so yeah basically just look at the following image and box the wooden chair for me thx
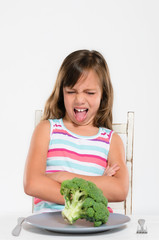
[109,111,134,215]
[33,110,134,215]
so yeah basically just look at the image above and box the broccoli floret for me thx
[60,177,109,227]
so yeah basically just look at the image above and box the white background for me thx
[0,0,159,215]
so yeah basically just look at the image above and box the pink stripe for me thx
[52,129,74,136]
[46,170,66,173]
[53,124,62,128]
[34,197,42,204]
[95,131,113,143]
[53,129,67,134]
[107,206,113,213]
[93,137,110,143]
[47,149,107,167]
[48,148,106,161]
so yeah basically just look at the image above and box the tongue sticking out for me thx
[74,109,88,122]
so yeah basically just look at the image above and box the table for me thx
[1,212,159,240]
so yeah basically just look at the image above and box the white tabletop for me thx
[1,212,159,240]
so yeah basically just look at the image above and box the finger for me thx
[111,163,119,168]
[110,164,120,170]
[103,165,109,173]
[113,166,120,171]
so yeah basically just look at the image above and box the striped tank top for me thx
[34,118,114,213]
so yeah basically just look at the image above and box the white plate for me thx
[25,211,130,233]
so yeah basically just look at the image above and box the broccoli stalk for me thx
[60,177,110,227]
[61,189,86,224]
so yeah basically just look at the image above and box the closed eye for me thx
[67,91,75,94]
[86,92,96,95]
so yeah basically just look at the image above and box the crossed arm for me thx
[23,120,129,205]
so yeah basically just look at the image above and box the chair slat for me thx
[112,123,127,134]
[35,110,43,126]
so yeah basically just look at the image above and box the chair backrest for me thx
[34,110,134,215]
[109,111,134,215]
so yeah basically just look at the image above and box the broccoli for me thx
[60,177,110,227]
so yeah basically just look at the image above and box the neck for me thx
[62,118,99,136]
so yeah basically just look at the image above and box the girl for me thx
[23,50,129,213]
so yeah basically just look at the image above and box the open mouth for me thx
[74,108,88,122]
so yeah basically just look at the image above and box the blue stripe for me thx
[34,202,64,212]
[48,119,60,124]
[47,159,104,175]
[49,139,108,155]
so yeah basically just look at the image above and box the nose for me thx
[75,93,85,105]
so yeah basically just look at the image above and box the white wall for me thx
[0,0,159,215]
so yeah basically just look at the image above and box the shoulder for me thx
[28,120,51,150]
[36,119,50,130]
[34,118,61,137]
[111,132,124,149]
[108,132,125,163]
[33,120,50,140]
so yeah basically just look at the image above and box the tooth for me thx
[75,109,86,112]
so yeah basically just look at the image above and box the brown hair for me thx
[42,49,113,129]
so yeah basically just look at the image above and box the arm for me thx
[47,133,129,202]
[23,120,65,205]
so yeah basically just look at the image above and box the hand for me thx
[103,163,120,176]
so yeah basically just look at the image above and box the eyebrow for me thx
[65,87,97,91]
[84,89,97,91]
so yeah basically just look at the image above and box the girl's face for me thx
[63,69,102,127]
